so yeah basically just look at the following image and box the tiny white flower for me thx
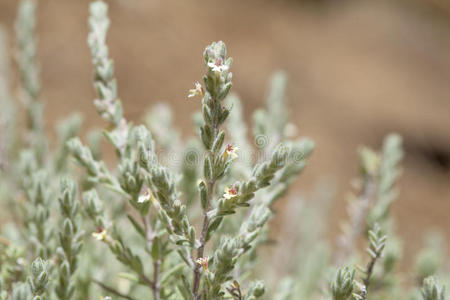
[92,228,108,241]
[224,144,239,160]
[196,256,209,271]
[208,58,229,73]
[223,186,238,200]
[188,82,204,99]
[210,63,229,73]
[138,188,154,204]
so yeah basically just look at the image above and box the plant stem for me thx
[153,260,161,300]
[337,174,376,263]
[143,215,161,300]
[193,177,216,299]
[362,251,380,300]
[193,124,219,299]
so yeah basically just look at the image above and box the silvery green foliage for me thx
[225,94,252,177]
[193,40,238,299]
[55,178,83,299]
[421,277,446,300]
[253,71,288,151]
[73,4,314,298]
[15,0,42,133]
[274,278,295,300]
[272,184,332,300]
[338,134,403,263]
[67,137,125,196]
[244,281,265,300]
[15,0,48,169]
[365,224,386,271]
[353,224,387,300]
[334,135,405,300]
[251,72,315,208]
[214,145,288,217]
[371,235,402,299]
[88,0,128,157]
[0,0,449,299]
[87,1,122,127]
[28,257,49,299]
[368,134,403,227]
[54,114,83,173]
[19,166,53,259]
[330,267,356,300]
[180,139,201,207]
[415,231,445,283]
[0,244,27,292]
[144,103,182,155]
[11,283,31,300]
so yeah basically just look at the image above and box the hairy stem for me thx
[143,215,161,300]
[193,124,219,299]
[362,252,380,300]
[193,179,215,297]
[337,174,376,263]
[153,260,161,300]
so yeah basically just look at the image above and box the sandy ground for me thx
[1,0,450,269]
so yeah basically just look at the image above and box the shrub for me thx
[0,1,448,299]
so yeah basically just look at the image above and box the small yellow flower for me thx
[196,256,209,271]
[188,82,204,99]
[224,144,239,160]
[223,186,238,200]
[138,188,155,204]
[92,228,108,241]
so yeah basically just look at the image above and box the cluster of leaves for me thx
[0,0,448,299]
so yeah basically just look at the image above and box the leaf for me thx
[126,214,146,238]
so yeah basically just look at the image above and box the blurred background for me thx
[1,0,449,270]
